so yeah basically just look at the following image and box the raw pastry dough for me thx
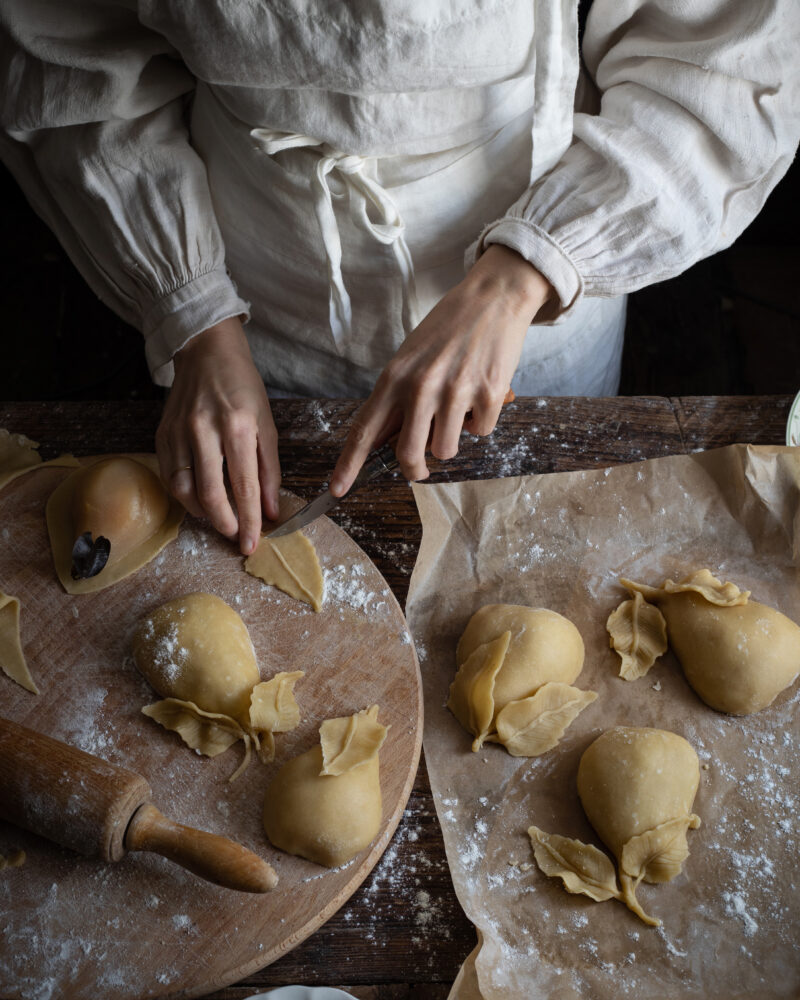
[530,726,701,927]
[46,455,184,594]
[610,569,800,714]
[449,605,594,754]
[263,705,387,867]
[0,592,38,694]
[0,848,26,871]
[0,427,79,491]
[245,531,324,611]
[133,592,303,779]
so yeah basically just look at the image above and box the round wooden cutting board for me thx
[0,460,423,999]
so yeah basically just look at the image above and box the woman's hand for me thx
[330,245,554,496]
[155,316,280,555]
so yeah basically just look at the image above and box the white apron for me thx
[190,76,625,399]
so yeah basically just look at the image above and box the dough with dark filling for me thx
[449,604,595,754]
[133,592,303,780]
[46,455,184,594]
[263,705,387,867]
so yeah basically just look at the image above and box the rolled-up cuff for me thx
[466,218,584,323]
[142,268,251,387]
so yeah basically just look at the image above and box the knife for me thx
[268,389,515,538]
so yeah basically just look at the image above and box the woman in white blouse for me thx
[1,0,797,555]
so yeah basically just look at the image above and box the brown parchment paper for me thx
[406,444,800,1000]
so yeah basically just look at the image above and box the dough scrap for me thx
[490,683,598,757]
[245,531,324,611]
[577,726,701,925]
[615,569,800,714]
[606,590,668,681]
[46,455,184,594]
[0,849,26,871]
[450,605,594,755]
[133,593,303,779]
[0,591,39,694]
[263,706,387,867]
[0,427,79,491]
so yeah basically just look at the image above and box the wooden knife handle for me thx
[125,802,278,894]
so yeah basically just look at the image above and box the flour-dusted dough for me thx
[529,726,701,927]
[245,531,324,611]
[46,455,184,594]
[577,726,701,924]
[0,592,38,694]
[612,569,800,714]
[449,605,594,754]
[263,706,387,867]
[133,592,303,779]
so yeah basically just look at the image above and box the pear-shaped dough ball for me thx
[577,726,700,879]
[132,593,260,728]
[650,591,800,715]
[263,746,382,867]
[70,457,169,560]
[456,604,585,716]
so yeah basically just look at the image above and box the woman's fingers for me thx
[221,415,263,554]
[329,397,393,497]
[258,413,282,523]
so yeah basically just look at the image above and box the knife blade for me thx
[268,388,515,538]
[267,439,399,538]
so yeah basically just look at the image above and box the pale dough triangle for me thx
[245,532,324,611]
[0,427,79,492]
[0,591,39,694]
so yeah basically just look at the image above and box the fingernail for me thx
[243,536,257,555]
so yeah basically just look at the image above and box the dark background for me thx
[0,153,797,404]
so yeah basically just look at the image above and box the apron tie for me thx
[251,128,419,353]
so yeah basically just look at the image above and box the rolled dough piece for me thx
[245,531,324,611]
[0,427,79,491]
[449,605,593,755]
[263,706,387,867]
[46,455,184,594]
[577,726,701,924]
[0,592,38,694]
[618,569,800,714]
[133,592,303,779]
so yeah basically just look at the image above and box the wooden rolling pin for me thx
[0,716,277,893]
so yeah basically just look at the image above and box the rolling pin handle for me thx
[124,802,278,894]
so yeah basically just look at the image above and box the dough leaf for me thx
[447,631,511,751]
[249,670,304,763]
[142,697,253,781]
[607,591,668,681]
[491,683,597,756]
[620,813,702,885]
[527,826,621,902]
[320,705,388,775]
[245,532,324,611]
[0,591,39,694]
[622,568,750,608]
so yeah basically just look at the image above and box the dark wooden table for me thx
[1,395,792,1000]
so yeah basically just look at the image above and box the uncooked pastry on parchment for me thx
[406,444,800,1000]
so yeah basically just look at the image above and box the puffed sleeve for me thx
[0,0,249,385]
[469,0,800,320]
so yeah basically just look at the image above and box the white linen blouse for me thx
[0,0,797,395]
